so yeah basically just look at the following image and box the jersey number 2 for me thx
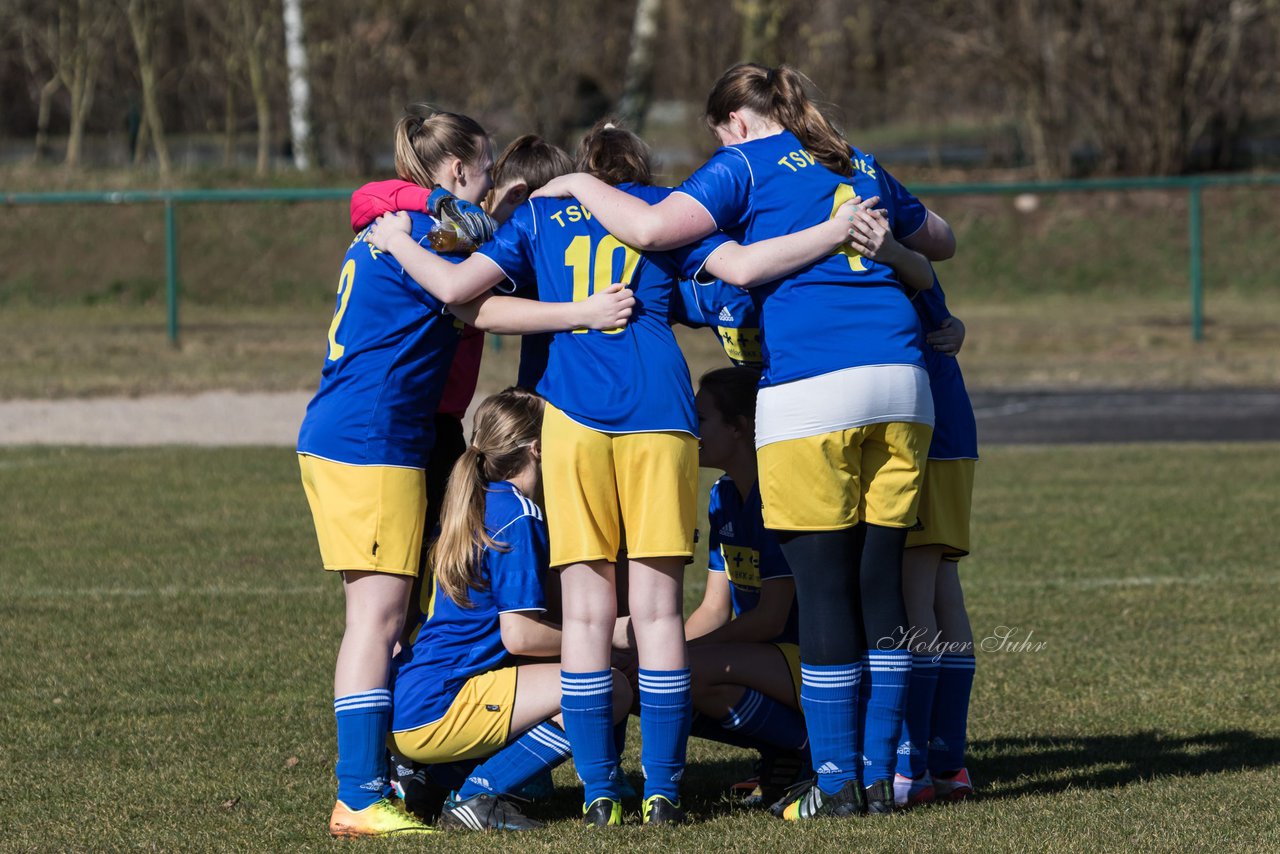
[564,234,639,334]
[326,259,356,360]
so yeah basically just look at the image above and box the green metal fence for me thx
[6,175,1280,344]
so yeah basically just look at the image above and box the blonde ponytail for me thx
[429,387,546,607]
[393,104,490,189]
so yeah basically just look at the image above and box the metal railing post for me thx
[165,197,180,346]
[1188,183,1204,343]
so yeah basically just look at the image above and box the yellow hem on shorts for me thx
[767,520,913,533]
[904,543,970,558]
[551,552,616,568]
[622,549,695,560]
[321,563,420,577]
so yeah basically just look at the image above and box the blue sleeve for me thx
[669,279,707,329]
[877,164,928,240]
[517,332,551,389]
[666,231,734,283]
[488,514,549,613]
[676,148,753,232]
[475,204,538,292]
[912,277,952,332]
[707,483,726,573]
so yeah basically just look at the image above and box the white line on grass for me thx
[12,586,329,598]
[970,574,1280,590]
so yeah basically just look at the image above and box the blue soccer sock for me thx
[929,654,976,775]
[861,650,912,785]
[614,718,628,758]
[691,711,773,751]
[799,662,861,795]
[720,688,808,752]
[895,654,940,779]
[561,670,619,804]
[456,721,572,800]
[334,689,393,809]
[638,669,692,801]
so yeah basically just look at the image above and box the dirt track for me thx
[0,389,1277,447]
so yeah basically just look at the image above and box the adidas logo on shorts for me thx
[719,522,735,537]
[718,306,735,323]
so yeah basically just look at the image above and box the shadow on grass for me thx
[518,755,760,824]
[971,730,1280,798]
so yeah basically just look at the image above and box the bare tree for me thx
[735,0,789,65]
[16,14,62,163]
[282,0,312,169]
[617,0,663,133]
[11,0,114,168]
[121,0,171,175]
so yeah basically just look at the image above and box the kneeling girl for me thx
[390,388,633,831]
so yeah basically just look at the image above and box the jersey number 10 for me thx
[564,234,639,335]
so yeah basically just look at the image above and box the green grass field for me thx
[3,443,1279,852]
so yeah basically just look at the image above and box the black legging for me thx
[779,523,908,665]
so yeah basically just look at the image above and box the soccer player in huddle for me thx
[299,108,632,840]
[894,276,979,807]
[684,366,809,808]
[533,62,955,819]
[388,387,634,832]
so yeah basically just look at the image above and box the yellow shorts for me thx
[541,404,698,566]
[906,459,975,559]
[775,642,802,704]
[298,454,425,576]
[757,422,933,531]
[390,666,517,764]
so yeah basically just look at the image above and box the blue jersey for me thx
[391,481,549,732]
[707,476,799,645]
[671,278,762,367]
[677,131,929,387]
[478,184,728,434]
[297,214,464,468]
[913,281,978,460]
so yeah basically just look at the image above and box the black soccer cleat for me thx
[439,792,543,832]
[391,758,449,823]
[864,778,896,815]
[582,797,623,827]
[748,748,812,809]
[780,778,867,820]
[642,794,686,826]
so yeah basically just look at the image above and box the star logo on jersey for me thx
[717,306,735,323]
[719,522,735,537]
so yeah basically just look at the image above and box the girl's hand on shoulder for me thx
[578,283,635,331]
[926,315,966,356]
[529,173,581,199]
[367,211,412,252]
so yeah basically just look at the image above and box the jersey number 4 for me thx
[831,184,868,273]
[564,234,638,334]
